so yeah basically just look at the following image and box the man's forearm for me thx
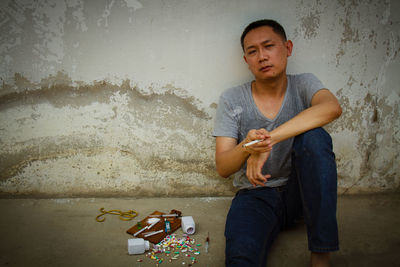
[270,100,341,145]
[216,139,250,178]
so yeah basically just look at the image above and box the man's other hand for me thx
[246,151,271,187]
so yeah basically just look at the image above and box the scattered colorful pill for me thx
[135,234,202,265]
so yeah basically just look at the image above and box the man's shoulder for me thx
[288,73,319,82]
[220,81,251,99]
[288,73,324,93]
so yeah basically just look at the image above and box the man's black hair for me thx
[240,19,287,51]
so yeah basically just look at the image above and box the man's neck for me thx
[252,74,288,98]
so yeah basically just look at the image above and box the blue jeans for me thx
[225,128,339,267]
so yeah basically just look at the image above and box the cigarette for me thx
[242,139,264,147]
[147,219,160,230]
[143,229,164,237]
[149,214,179,217]
[134,225,148,237]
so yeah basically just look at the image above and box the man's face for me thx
[242,26,293,81]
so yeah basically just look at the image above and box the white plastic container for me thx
[128,238,150,255]
[181,216,195,235]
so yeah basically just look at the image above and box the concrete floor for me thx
[0,194,399,267]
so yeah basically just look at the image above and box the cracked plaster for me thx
[0,0,399,196]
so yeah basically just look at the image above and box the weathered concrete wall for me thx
[0,0,399,197]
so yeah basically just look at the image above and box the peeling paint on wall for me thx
[326,89,399,193]
[0,0,399,196]
[291,0,400,193]
[0,73,232,196]
[294,0,322,39]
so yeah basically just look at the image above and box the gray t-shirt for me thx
[213,73,325,189]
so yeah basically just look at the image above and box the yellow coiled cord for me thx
[96,207,138,222]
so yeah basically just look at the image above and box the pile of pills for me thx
[141,234,202,266]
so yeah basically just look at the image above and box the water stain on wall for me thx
[1,70,399,196]
[1,0,399,196]
[0,72,235,197]
[326,88,399,193]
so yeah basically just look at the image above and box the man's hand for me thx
[244,128,273,187]
[215,128,272,178]
[244,128,272,154]
[246,151,271,187]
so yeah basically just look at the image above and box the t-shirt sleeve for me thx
[298,73,326,107]
[212,94,239,139]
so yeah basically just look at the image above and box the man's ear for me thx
[286,40,293,57]
[243,55,248,64]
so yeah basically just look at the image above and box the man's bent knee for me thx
[293,127,333,156]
